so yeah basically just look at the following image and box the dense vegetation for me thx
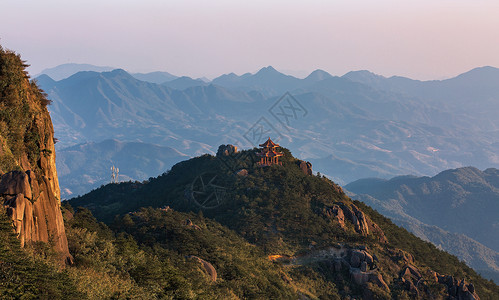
[0,46,52,173]
[70,149,499,299]
[0,207,82,299]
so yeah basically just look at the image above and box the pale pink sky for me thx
[1,0,498,79]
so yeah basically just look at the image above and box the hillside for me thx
[0,46,72,263]
[69,146,498,299]
[346,167,499,282]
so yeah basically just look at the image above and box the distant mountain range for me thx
[37,63,499,282]
[345,167,499,282]
[56,139,188,198]
[38,65,499,186]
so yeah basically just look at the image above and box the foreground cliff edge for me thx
[0,46,72,264]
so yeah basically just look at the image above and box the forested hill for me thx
[69,147,498,299]
[345,167,499,283]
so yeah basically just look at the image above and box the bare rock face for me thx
[0,66,72,264]
[216,144,238,157]
[339,203,370,236]
[188,255,217,282]
[1,170,72,264]
[0,171,32,199]
[322,204,346,228]
[347,247,390,293]
[296,160,313,175]
[336,202,388,243]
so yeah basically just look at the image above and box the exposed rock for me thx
[335,202,388,243]
[390,248,414,265]
[0,66,71,265]
[436,274,480,299]
[402,264,421,279]
[350,253,361,268]
[398,264,423,296]
[159,206,170,212]
[2,169,72,265]
[350,268,370,285]
[296,160,313,175]
[350,249,366,268]
[0,171,32,200]
[183,218,202,230]
[235,169,248,176]
[216,144,238,157]
[370,222,388,244]
[364,252,374,265]
[349,268,390,292]
[369,273,390,291]
[322,204,346,228]
[360,261,368,272]
[188,256,217,282]
[338,203,370,236]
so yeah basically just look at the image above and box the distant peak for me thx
[343,70,384,78]
[306,69,333,81]
[103,69,133,78]
[454,66,499,80]
[110,68,129,74]
[256,66,280,75]
[34,73,55,83]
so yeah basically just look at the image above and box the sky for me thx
[1,0,499,80]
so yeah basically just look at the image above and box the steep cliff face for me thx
[0,46,71,264]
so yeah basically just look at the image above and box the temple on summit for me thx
[257,138,283,166]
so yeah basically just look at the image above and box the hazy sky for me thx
[1,0,498,80]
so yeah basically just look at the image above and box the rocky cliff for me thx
[0,46,71,264]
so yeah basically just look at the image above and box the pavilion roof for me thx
[259,137,279,148]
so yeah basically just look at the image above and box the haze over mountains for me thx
[32,62,499,285]
[37,64,499,195]
[56,139,188,197]
[346,167,499,283]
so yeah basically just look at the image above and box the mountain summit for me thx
[69,145,495,299]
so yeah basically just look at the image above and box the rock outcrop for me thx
[188,255,217,282]
[437,274,480,300]
[322,204,346,228]
[296,160,313,175]
[216,144,238,157]
[324,202,388,243]
[347,247,389,292]
[1,170,71,264]
[235,169,248,176]
[0,48,72,264]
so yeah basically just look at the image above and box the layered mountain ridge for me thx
[346,166,499,283]
[38,65,499,193]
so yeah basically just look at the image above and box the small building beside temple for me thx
[257,138,283,166]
